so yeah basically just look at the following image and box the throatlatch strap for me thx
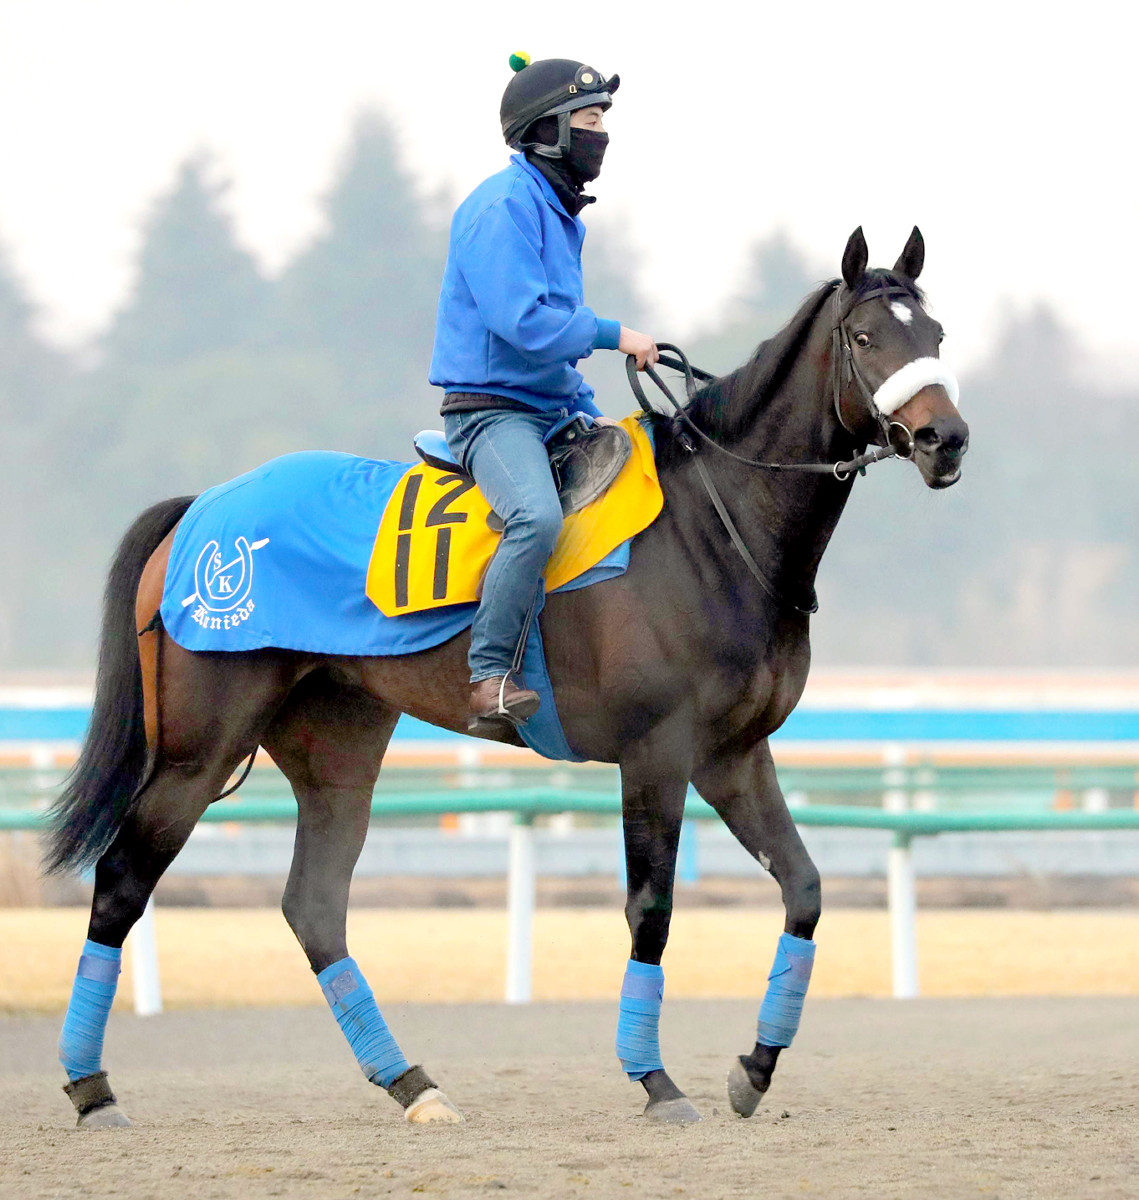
[59,940,122,1081]
[615,960,664,1080]
[757,933,816,1048]
[317,957,410,1088]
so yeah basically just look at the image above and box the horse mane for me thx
[652,269,925,465]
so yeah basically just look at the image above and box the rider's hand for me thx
[619,327,659,371]
[592,416,621,428]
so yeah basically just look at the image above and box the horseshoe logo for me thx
[182,536,269,612]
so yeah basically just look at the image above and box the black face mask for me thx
[566,128,608,183]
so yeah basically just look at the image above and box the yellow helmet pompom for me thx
[508,51,531,73]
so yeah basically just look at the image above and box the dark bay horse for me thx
[48,227,968,1128]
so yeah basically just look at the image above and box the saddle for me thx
[413,414,632,530]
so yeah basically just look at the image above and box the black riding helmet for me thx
[500,55,619,160]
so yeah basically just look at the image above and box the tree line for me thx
[0,113,1135,669]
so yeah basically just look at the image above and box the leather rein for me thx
[624,281,921,615]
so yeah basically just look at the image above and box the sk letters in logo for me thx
[181,536,269,632]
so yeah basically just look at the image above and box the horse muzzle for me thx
[912,412,970,488]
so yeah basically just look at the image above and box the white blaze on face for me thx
[890,301,914,325]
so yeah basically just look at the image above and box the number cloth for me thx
[158,419,660,759]
[367,414,659,614]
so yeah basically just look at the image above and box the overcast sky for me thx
[1,0,1134,379]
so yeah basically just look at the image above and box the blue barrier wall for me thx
[5,707,1139,743]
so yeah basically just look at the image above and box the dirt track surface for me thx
[3,999,1137,1200]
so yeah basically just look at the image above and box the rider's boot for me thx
[468,675,540,732]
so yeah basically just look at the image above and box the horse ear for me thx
[893,226,925,280]
[842,227,868,289]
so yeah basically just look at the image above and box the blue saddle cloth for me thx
[159,451,629,761]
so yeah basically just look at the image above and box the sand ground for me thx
[3,999,1137,1200]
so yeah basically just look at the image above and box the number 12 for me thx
[393,472,474,608]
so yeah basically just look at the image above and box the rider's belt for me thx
[440,392,541,415]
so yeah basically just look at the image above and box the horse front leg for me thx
[692,739,821,1118]
[617,740,702,1124]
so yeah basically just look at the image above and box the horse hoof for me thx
[404,1087,463,1124]
[726,1059,765,1118]
[77,1103,131,1130]
[643,1096,702,1125]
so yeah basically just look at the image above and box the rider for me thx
[429,54,658,731]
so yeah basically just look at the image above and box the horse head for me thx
[836,226,969,489]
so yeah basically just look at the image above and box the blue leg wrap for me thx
[317,957,410,1088]
[615,960,664,1081]
[757,932,816,1048]
[58,940,122,1081]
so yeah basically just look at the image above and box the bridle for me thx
[829,282,919,463]
[626,280,923,480]
[623,279,937,614]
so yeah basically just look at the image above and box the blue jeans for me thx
[444,408,566,683]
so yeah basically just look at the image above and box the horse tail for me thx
[44,495,196,875]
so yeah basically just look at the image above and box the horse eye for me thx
[854,332,871,348]
[938,330,945,344]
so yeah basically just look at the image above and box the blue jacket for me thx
[429,154,621,416]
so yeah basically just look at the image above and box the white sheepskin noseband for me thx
[872,357,960,417]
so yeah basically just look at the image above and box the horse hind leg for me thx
[61,763,225,1128]
[62,751,269,1128]
[59,642,300,1129]
[263,674,461,1124]
[692,740,821,1119]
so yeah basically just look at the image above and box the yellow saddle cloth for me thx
[366,414,662,617]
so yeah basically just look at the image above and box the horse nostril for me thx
[915,420,969,456]
[938,425,967,454]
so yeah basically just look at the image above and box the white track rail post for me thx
[887,832,919,999]
[505,814,536,1004]
[883,759,918,1000]
[130,896,163,1016]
